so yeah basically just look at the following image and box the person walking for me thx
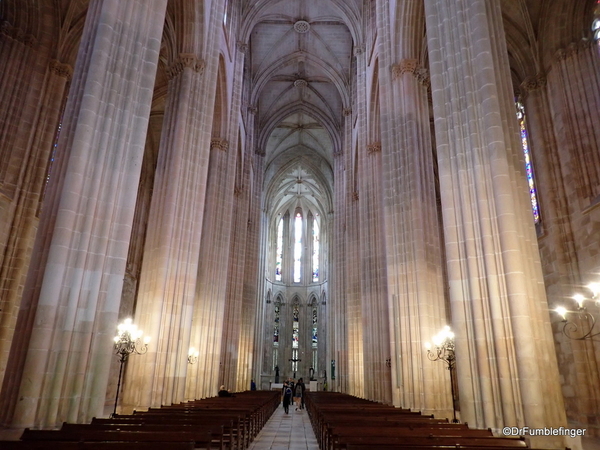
[297,378,306,409]
[293,378,304,411]
[282,381,293,414]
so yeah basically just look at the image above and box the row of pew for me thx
[0,390,281,450]
[304,392,552,450]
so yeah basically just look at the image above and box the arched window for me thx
[516,101,540,224]
[312,306,318,348]
[291,300,300,373]
[275,218,283,281]
[312,215,320,282]
[293,212,303,282]
[273,302,280,347]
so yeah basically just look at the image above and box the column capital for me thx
[0,20,36,47]
[367,142,381,154]
[343,107,352,117]
[392,59,430,87]
[520,73,547,95]
[49,60,73,81]
[211,138,229,151]
[166,53,205,79]
[555,39,593,62]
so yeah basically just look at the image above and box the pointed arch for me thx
[211,54,228,139]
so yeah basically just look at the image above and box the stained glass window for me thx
[516,101,540,224]
[292,303,299,349]
[312,308,318,348]
[273,304,280,346]
[275,218,283,281]
[293,213,302,282]
[312,217,320,282]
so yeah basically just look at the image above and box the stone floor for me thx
[248,403,319,450]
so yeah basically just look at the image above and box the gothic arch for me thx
[211,55,228,139]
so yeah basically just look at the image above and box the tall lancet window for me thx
[293,212,302,282]
[312,216,320,282]
[275,218,283,281]
[273,303,280,347]
[516,101,540,224]
[312,307,318,348]
[292,303,299,349]
[291,302,299,373]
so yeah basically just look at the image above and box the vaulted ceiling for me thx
[242,0,357,217]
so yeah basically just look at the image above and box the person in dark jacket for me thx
[282,381,293,414]
[297,378,306,409]
[294,378,304,411]
[218,385,234,397]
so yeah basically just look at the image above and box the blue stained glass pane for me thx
[516,102,540,224]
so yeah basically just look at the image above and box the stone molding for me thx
[354,44,365,56]
[248,105,258,115]
[520,73,547,95]
[392,59,430,87]
[294,79,308,88]
[0,20,36,47]
[166,53,205,80]
[343,108,352,116]
[555,39,593,61]
[237,42,249,54]
[211,138,229,152]
[49,59,73,81]
[294,20,310,34]
[367,142,381,154]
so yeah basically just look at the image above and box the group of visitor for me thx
[281,378,305,414]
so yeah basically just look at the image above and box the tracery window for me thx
[312,216,320,282]
[273,303,280,347]
[516,101,540,224]
[292,303,299,349]
[312,307,318,348]
[291,302,300,373]
[275,218,283,281]
[293,212,302,282]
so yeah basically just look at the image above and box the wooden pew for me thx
[303,392,539,450]
[20,428,215,449]
[0,441,196,450]
[4,390,281,450]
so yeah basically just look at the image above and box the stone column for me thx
[237,144,262,391]
[547,42,600,205]
[188,136,237,399]
[220,45,252,393]
[344,66,365,397]
[126,52,223,410]
[4,0,167,429]
[0,60,72,388]
[542,40,600,436]
[330,147,348,393]
[425,1,571,448]
[376,0,451,417]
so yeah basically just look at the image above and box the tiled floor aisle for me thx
[248,404,319,450]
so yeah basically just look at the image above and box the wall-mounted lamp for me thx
[188,347,199,364]
[554,281,600,341]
